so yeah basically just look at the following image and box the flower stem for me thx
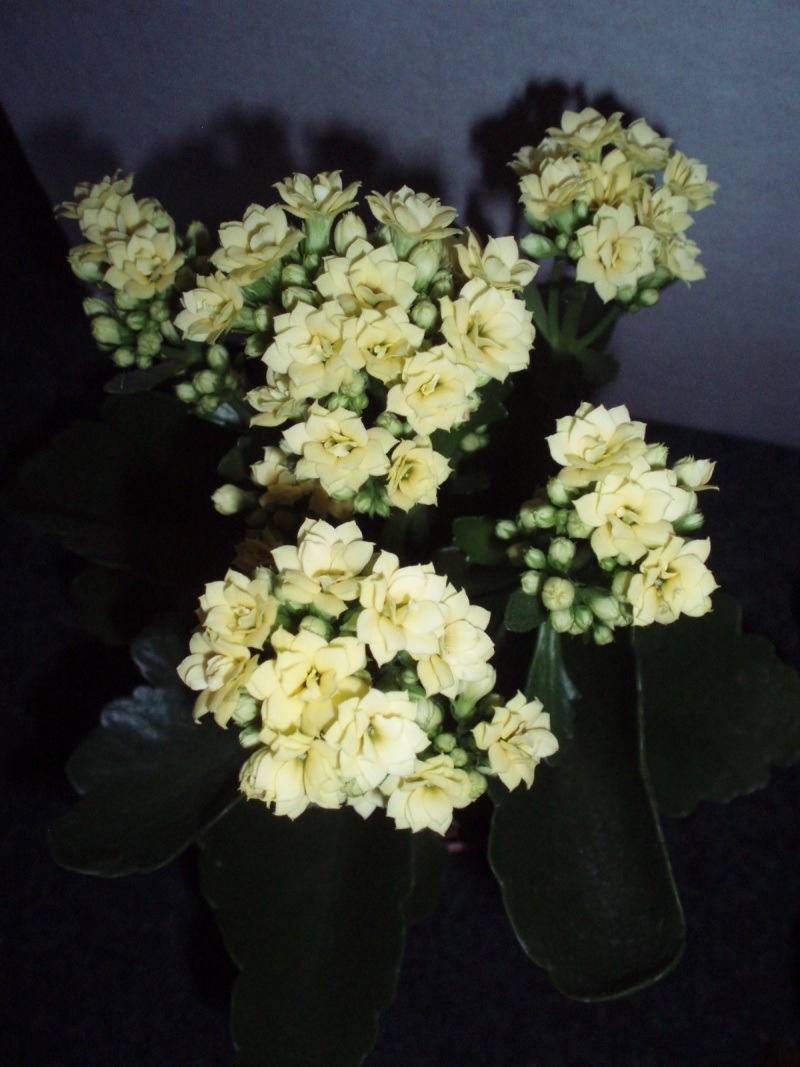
[572,305,621,353]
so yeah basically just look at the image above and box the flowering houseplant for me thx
[16,108,800,1066]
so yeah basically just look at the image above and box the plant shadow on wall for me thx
[9,83,800,1067]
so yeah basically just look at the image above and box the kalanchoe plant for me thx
[29,109,800,1066]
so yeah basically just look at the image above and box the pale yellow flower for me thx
[385,437,451,512]
[547,402,648,487]
[518,155,585,223]
[416,586,494,700]
[625,536,717,625]
[198,568,278,649]
[274,171,361,219]
[589,516,673,564]
[211,203,303,286]
[67,242,108,283]
[316,240,418,315]
[177,631,259,727]
[282,404,397,499]
[247,370,309,428]
[440,278,534,382]
[250,445,310,508]
[59,172,135,242]
[635,186,693,238]
[662,234,706,283]
[615,118,672,173]
[175,272,244,342]
[265,300,363,400]
[386,346,477,435]
[103,224,185,300]
[663,151,718,210]
[239,744,312,819]
[366,186,460,253]
[325,689,430,791]
[472,692,558,790]
[672,457,716,491]
[546,109,624,159]
[575,466,694,531]
[575,203,658,303]
[455,231,538,291]
[578,149,647,211]
[385,754,473,834]
[357,552,449,666]
[271,517,374,617]
[340,305,424,384]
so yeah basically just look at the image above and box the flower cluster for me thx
[177,172,537,516]
[511,109,717,306]
[497,402,718,639]
[177,518,557,833]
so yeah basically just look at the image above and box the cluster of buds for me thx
[178,518,557,834]
[512,108,717,307]
[176,172,537,518]
[497,402,718,640]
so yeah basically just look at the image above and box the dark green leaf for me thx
[200,803,413,1067]
[452,515,507,566]
[489,626,684,1000]
[635,593,800,816]
[403,829,448,926]
[504,588,544,633]
[104,358,185,394]
[12,391,233,591]
[49,617,244,875]
[571,347,619,388]
[433,547,518,620]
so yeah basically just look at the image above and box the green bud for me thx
[585,590,623,624]
[593,623,614,645]
[232,692,260,727]
[566,511,594,539]
[206,343,230,370]
[574,200,589,221]
[237,723,262,749]
[554,233,570,251]
[253,306,273,332]
[506,543,526,566]
[599,555,618,572]
[549,608,574,632]
[546,478,572,506]
[111,346,136,367]
[160,320,180,345]
[298,615,333,639]
[281,285,317,311]
[467,770,487,800]
[281,263,309,288]
[82,297,109,318]
[353,489,373,513]
[91,315,130,347]
[639,288,659,307]
[113,289,140,311]
[567,239,582,259]
[333,212,367,255]
[523,546,547,570]
[611,570,633,598]
[571,604,594,634]
[149,299,171,323]
[125,310,149,331]
[548,537,576,571]
[175,381,198,403]
[494,519,519,541]
[186,220,211,252]
[541,576,575,611]
[520,570,543,596]
[461,432,488,453]
[519,233,556,259]
[644,442,669,468]
[135,352,153,369]
[375,411,405,437]
[429,269,454,299]
[414,699,444,737]
[193,369,219,395]
[244,333,268,358]
[450,747,469,768]
[410,299,439,332]
[408,241,442,291]
[434,732,457,754]
[525,503,558,529]
[674,510,705,534]
[400,667,420,690]
[136,329,162,358]
[211,484,256,514]
[302,252,320,274]
[617,285,636,303]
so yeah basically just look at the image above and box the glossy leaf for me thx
[452,515,507,566]
[489,625,685,1000]
[104,358,185,394]
[49,617,244,875]
[635,593,800,816]
[200,803,413,1067]
[403,829,448,926]
[504,588,544,633]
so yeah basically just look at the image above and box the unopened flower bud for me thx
[611,570,633,598]
[639,288,659,307]
[599,555,618,572]
[593,623,614,646]
[549,608,574,632]
[253,306,273,332]
[450,747,469,768]
[567,239,582,259]
[149,299,171,323]
[137,329,162,358]
[467,770,487,799]
[571,604,594,633]
[434,732,457,754]
[672,456,716,490]
[410,299,440,332]
[333,212,367,255]
[554,234,570,251]
[302,252,320,274]
[211,484,256,515]
[244,333,268,358]
[541,576,575,611]
[91,315,130,347]
[506,543,526,566]
[299,615,333,639]
[232,692,260,727]
[617,285,636,303]
[546,478,572,506]
[375,411,405,437]
[494,519,518,541]
[281,263,309,288]
[461,431,488,453]
[408,241,442,291]
[520,570,543,596]
[548,537,576,571]
[175,381,198,403]
[126,310,149,331]
[111,346,136,367]
[414,699,444,737]
[523,546,547,570]
[82,297,109,318]
[237,723,262,748]
[674,510,705,534]
[114,289,140,311]
[519,233,556,259]
[574,200,590,221]
[644,442,669,469]
[186,220,211,251]
[566,511,593,539]
[429,270,454,300]
[525,503,557,529]
[206,344,230,370]
[585,591,623,624]
[193,369,219,395]
[281,285,316,311]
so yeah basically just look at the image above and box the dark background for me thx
[2,10,800,1061]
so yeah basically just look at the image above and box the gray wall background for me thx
[3,0,798,445]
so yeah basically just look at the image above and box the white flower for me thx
[247,370,309,428]
[472,692,558,790]
[663,151,718,210]
[615,118,672,173]
[271,517,374,617]
[340,305,424,384]
[103,224,185,300]
[357,552,449,666]
[265,300,363,401]
[177,631,259,727]
[385,438,451,512]
[416,586,495,699]
[455,231,538,291]
[625,536,718,625]
[366,186,460,253]
[211,203,303,285]
[518,155,585,222]
[385,754,473,834]
[175,272,244,342]
[239,744,311,819]
[578,149,646,211]
[547,402,648,487]
[386,346,477,435]
[274,171,361,219]
[316,240,418,315]
[198,568,278,649]
[574,204,658,303]
[546,108,624,159]
[440,278,534,382]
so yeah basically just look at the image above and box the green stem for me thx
[525,279,549,342]
[547,261,563,347]
[572,305,621,353]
